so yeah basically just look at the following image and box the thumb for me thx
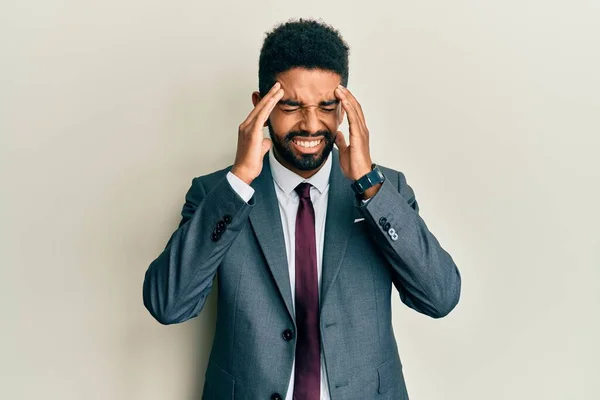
[261,137,272,157]
[334,131,348,151]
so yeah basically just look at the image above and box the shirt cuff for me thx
[226,171,255,203]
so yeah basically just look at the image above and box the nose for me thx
[298,107,322,134]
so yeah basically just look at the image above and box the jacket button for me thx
[214,226,224,235]
[282,329,294,341]
[210,232,220,242]
[223,215,232,224]
[378,217,387,227]
[270,394,282,400]
[383,222,391,231]
[217,220,226,230]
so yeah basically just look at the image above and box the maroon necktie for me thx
[293,182,320,399]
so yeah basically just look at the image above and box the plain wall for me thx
[1,1,599,399]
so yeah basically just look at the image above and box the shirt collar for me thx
[268,146,332,196]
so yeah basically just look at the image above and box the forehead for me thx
[276,67,341,102]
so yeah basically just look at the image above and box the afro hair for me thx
[258,18,350,96]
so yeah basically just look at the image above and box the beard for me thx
[267,120,335,171]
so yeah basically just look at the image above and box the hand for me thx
[334,85,375,181]
[334,85,381,199]
[231,82,284,185]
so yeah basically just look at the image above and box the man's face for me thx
[252,68,345,176]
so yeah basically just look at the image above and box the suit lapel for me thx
[247,148,357,321]
[320,148,357,311]
[248,153,295,322]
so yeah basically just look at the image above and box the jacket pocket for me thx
[204,360,235,400]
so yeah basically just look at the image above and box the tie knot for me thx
[294,182,312,199]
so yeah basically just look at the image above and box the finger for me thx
[243,87,283,134]
[336,87,370,139]
[338,85,366,122]
[253,88,284,128]
[241,82,281,128]
[251,82,281,117]
[334,131,348,151]
[335,87,361,128]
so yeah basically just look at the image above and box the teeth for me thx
[294,139,322,148]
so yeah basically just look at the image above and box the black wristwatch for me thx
[351,164,385,196]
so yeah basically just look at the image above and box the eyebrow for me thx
[278,99,340,107]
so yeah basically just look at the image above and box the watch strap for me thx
[351,164,385,195]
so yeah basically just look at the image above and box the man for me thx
[143,18,461,400]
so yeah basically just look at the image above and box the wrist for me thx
[231,166,254,185]
[351,163,385,199]
[351,162,373,181]
[362,183,382,200]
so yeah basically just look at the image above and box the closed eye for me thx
[281,107,336,113]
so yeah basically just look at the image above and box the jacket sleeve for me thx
[142,173,254,325]
[355,171,461,318]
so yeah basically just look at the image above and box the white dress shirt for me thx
[226,148,370,399]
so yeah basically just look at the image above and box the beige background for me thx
[1,1,599,399]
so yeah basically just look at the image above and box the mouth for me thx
[291,137,324,155]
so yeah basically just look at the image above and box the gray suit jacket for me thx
[143,148,461,399]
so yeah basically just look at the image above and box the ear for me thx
[252,91,270,127]
[252,91,261,107]
[336,102,346,125]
